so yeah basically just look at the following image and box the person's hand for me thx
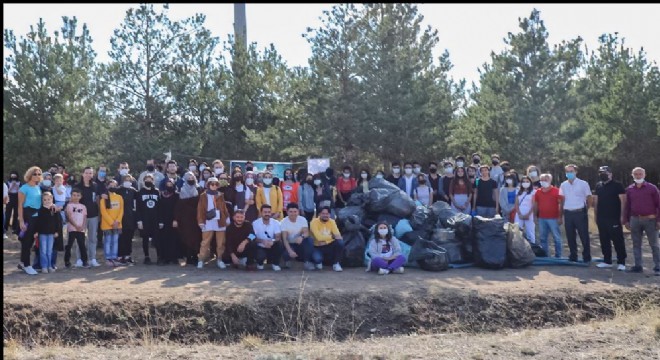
[231,253,240,266]
[20,221,27,232]
[534,218,538,225]
[158,223,164,229]
[137,221,143,230]
[199,224,205,231]
[113,221,119,230]
[288,249,298,259]
[624,222,630,230]
[237,242,246,253]
[248,199,254,205]
[101,194,108,200]
[263,241,273,248]
[54,232,58,238]
[295,235,303,245]
[317,240,327,246]
[558,217,563,226]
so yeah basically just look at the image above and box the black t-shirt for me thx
[595,180,625,219]
[385,174,401,185]
[474,178,498,207]
[225,221,255,256]
[77,181,99,218]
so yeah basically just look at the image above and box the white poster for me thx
[307,158,330,175]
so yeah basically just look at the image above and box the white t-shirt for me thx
[252,218,281,248]
[52,184,67,203]
[2,182,7,202]
[559,178,591,210]
[263,187,271,205]
[280,216,309,243]
[404,176,413,196]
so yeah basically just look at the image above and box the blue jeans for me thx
[538,218,562,258]
[39,234,55,269]
[282,237,314,263]
[312,239,345,265]
[476,206,497,218]
[103,229,119,260]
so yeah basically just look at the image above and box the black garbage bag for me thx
[368,177,401,192]
[431,228,455,243]
[377,213,403,226]
[408,239,449,271]
[342,215,364,232]
[431,201,452,217]
[386,190,417,218]
[472,216,507,269]
[361,217,377,230]
[400,230,429,246]
[342,231,366,268]
[531,243,548,257]
[506,223,535,268]
[337,206,365,224]
[434,201,472,238]
[441,242,465,264]
[410,205,433,231]
[347,192,369,207]
[367,188,397,213]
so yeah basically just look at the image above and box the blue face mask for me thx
[98,171,106,178]
[566,172,576,180]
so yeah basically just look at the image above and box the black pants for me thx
[565,209,591,262]
[597,218,626,265]
[303,211,315,224]
[255,242,283,266]
[118,227,135,258]
[65,231,88,265]
[4,193,19,233]
[222,241,257,265]
[19,212,39,267]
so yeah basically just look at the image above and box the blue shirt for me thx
[19,183,42,216]
[507,189,516,204]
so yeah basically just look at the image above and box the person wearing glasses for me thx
[252,204,283,271]
[17,166,44,275]
[196,177,231,269]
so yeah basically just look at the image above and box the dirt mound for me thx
[4,287,658,347]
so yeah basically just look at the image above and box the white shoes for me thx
[596,263,612,269]
[24,266,38,275]
[304,262,315,271]
[378,268,390,275]
[197,260,204,269]
[48,267,56,273]
[217,260,226,269]
[256,264,264,270]
[617,264,626,271]
[41,268,49,274]
[90,259,101,267]
[315,263,323,270]
[239,257,248,267]
[272,264,281,271]
[333,263,343,272]
[393,267,404,274]
[75,259,83,268]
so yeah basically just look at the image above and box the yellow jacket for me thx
[100,192,124,231]
[255,185,283,220]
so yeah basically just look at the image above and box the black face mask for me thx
[502,166,510,173]
[306,179,314,185]
[429,168,437,173]
[186,179,196,186]
[473,158,480,164]
[165,186,175,192]
[492,160,499,166]
[144,181,154,188]
[10,176,18,181]
[245,166,253,172]
[599,173,609,182]
[419,180,426,185]
[146,165,155,172]
[108,187,117,193]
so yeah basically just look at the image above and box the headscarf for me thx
[179,171,199,199]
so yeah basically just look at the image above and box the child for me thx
[367,221,406,275]
[35,192,62,273]
[100,180,124,266]
[65,188,89,268]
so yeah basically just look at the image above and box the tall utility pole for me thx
[234,3,247,48]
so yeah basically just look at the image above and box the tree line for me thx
[4,4,659,184]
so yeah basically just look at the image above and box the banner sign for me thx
[229,160,293,178]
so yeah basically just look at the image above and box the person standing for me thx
[138,159,164,190]
[64,188,88,268]
[593,166,627,271]
[533,174,564,258]
[559,164,592,263]
[100,180,124,267]
[5,171,22,236]
[514,176,536,244]
[298,172,316,223]
[280,168,300,214]
[336,166,357,209]
[157,178,180,264]
[472,165,499,218]
[17,167,44,275]
[34,192,62,273]
[77,167,101,267]
[196,177,230,269]
[499,172,518,223]
[489,154,504,188]
[136,173,160,265]
[386,162,402,185]
[255,172,283,220]
[116,174,137,265]
[397,162,418,198]
[175,172,202,266]
[622,167,659,275]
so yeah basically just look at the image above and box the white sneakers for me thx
[315,263,323,270]
[239,257,248,267]
[90,259,101,267]
[333,263,343,272]
[378,268,390,275]
[617,264,626,271]
[197,260,204,269]
[24,266,38,275]
[304,262,315,271]
[75,259,83,268]
[49,267,56,273]
[378,267,403,275]
[256,264,265,270]
[217,260,226,269]
[393,267,404,274]
[272,264,281,271]
[596,263,612,269]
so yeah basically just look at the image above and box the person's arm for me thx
[472,184,478,209]
[367,238,379,259]
[331,221,342,241]
[592,194,598,220]
[492,183,499,213]
[557,194,564,225]
[391,237,402,257]
[17,189,26,229]
[618,193,626,225]
[622,188,631,226]
[532,194,539,223]
[514,194,521,217]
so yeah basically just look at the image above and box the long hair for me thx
[518,175,534,195]
[449,167,469,194]
[374,221,392,242]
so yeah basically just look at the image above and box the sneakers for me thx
[41,268,49,274]
[65,262,72,269]
[315,263,323,270]
[283,261,291,269]
[216,260,227,269]
[272,264,281,271]
[617,264,626,271]
[332,263,343,272]
[23,266,38,275]
[628,265,643,273]
[239,257,248,267]
[197,260,204,269]
[304,262,315,271]
[126,257,135,266]
[256,264,264,270]
[75,259,83,268]
[48,267,56,273]
[393,267,404,274]
[143,257,152,265]
[3,234,9,240]
[596,262,612,269]
[90,259,101,267]
[106,260,114,267]
[378,268,390,275]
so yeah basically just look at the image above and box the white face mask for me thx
[360,173,368,179]
[119,169,129,176]
[529,171,538,178]
[540,181,550,188]
[343,172,350,178]
[123,181,132,188]
[413,167,421,174]
[456,161,464,167]
[263,178,273,185]
[505,179,513,185]
[392,168,400,174]
[404,168,413,175]
[376,174,384,179]
[378,228,389,236]
[245,178,254,186]
[42,180,52,187]
[314,179,322,186]
[189,165,197,171]
[445,167,453,174]
[521,182,531,189]
[214,167,224,175]
[199,165,206,172]
[633,178,645,184]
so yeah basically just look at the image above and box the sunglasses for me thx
[33,173,42,176]
[208,183,219,186]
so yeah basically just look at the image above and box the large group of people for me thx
[3,154,659,276]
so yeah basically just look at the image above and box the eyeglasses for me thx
[33,173,42,176]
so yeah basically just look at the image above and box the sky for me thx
[3,3,660,86]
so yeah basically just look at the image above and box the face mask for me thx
[313,179,321,186]
[199,165,206,172]
[263,178,273,186]
[42,180,52,187]
[245,178,254,186]
[218,179,229,188]
[473,158,480,164]
[445,167,453,174]
[418,180,426,185]
[245,166,253,172]
[540,181,550,188]
[521,182,531,189]
[165,186,175,192]
[413,167,421,174]
[98,171,106,178]
[456,161,464,167]
[492,160,499,166]
[189,165,197,172]
[146,165,155,172]
[360,173,368,179]
[392,168,400,174]
[502,166,511,173]
[119,169,129,176]
[214,167,224,175]
[108,187,117,193]
[186,179,196,186]
[529,171,538,178]
[599,173,609,182]
[203,173,211,180]
[429,168,437,174]
[376,174,384,179]
[566,172,576,180]
[343,172,350,178]
[404,168,413,175]
[378,229,389,236]
[10,176,18,181]
[123,181,132,188]
[633,178,645,184]
[505,179,513,185]
[144,181,153,188]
